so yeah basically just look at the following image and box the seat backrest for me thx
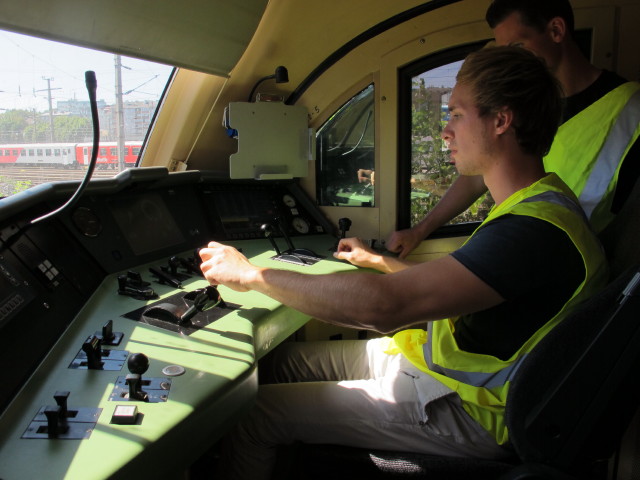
[600,176,640,278]
[505,266,640,473]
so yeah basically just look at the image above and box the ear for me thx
[494,107,513,135]
[547,17,567,43]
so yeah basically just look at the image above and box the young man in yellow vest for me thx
[388,0,640,257]
[200,47,608,480]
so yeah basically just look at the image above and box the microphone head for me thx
[85,71,97,90]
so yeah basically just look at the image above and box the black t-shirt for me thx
[562,70,626,122]
[450,214,585,360]
[562,70,640,214]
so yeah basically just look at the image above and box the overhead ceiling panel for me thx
[0,0,268,76]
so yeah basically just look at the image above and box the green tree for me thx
[0,110,31,143]
[22,115,93,143]
[52,116,93,142]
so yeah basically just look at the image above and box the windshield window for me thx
[0,30,174,198]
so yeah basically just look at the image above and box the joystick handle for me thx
[127,352,149,375]
[126,353,150,401]
[338,217,352,238]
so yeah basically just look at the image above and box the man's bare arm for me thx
[387,175,488,258]
[200,242,503,334]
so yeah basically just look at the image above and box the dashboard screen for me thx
[109,193,185,255]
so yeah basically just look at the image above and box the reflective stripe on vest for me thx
[424,322,529,389]
[521,190,589,223]
[579,88,640,218]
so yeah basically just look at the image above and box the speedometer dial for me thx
[283,194,297,207]
[71,207,102,238]
[291,217,310,234]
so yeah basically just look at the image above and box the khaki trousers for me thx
[217,338,511,480]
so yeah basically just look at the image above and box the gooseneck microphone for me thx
[30,71,101,225]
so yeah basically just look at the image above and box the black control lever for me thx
[179,286,226,324]
[54,391,70,418]
[332,217,352,252]
[98,319,124,346]
[149,267,183,289]
[118,271,157,300]
[261,223,282,256]
[276,216,320,259]
[82,335,103,370]
[168,256,181,275]
[339,217,352,239]
[126,353,150,402]
[44,405,66,438]
[178,256,202,276]
[275,216,296,252]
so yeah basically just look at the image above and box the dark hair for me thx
[486,0,575,37]
[457,46,563,157]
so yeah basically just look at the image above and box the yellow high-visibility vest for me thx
[544,81,640,233]
[388,174,608,445]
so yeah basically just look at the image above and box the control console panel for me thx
[0,168,353,479]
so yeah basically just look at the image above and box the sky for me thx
[0,26,459,115]
[0,29,175,113]
[417,60,462,88]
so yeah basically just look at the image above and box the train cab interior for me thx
[1,0,640,478]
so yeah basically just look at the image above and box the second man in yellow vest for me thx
[387,0,640,256]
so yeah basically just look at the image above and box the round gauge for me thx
[291,216,310,234]
[71,207,102,238]
[282,194,297,208]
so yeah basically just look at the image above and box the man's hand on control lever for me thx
[199,242,261,293]
[333,237,380,269]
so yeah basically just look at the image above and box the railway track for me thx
[1,167,124,183]
[0,166,125,197]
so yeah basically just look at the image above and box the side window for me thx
[398,43,493,231]
[410,61,493,227]
[316,84,375,207]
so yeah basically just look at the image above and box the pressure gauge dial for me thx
[291,216,310,234]
[282,194,297,208]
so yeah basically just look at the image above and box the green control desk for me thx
[0,236,355,479]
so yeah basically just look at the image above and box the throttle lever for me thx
[261,223,282,256]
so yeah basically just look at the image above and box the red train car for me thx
[75,141,142,168]
[0,142,142,169]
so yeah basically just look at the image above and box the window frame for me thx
[315,83,376,207]
[397,40,487,237]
